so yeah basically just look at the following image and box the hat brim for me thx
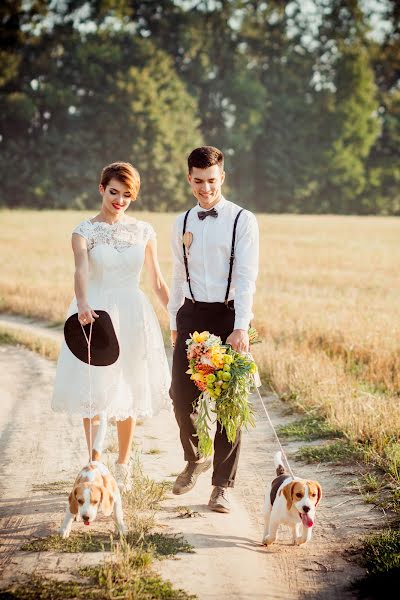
[64,310,120,366]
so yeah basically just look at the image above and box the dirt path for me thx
[0,315,382,598]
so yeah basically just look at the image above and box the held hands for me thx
[226,329,249,354]
[77,303,99,326]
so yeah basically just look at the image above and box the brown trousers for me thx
[169,298,241,488]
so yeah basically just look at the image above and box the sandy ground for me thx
[0,315,384,599]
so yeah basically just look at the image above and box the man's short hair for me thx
[187,146,224,173]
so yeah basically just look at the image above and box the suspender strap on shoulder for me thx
[224,208,244,305]
[182,208,195,303]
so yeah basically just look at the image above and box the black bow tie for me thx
[198,207,218,220]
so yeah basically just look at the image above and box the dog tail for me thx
[91,413,107,462]
[274,451,286,476]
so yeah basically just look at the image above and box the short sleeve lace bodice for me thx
[52,216,171,421]
[72,219,156,252]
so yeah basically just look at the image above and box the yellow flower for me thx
[191,372,204,382]
[210,345,225,368]
[192,331,209,343]
[186,368,194,374]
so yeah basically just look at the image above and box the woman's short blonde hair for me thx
[100,162,141,199]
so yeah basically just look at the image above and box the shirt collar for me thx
[195,195,227,212]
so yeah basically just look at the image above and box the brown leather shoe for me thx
[208,486,230,513]
[172,459,212,495]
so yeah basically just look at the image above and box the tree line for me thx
[1,0,399,214]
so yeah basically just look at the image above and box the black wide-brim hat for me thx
[64,310,120,366]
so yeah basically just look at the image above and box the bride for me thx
[52,161,171,491]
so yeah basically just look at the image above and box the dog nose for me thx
[302,505,310,513]
[82,514,90,522]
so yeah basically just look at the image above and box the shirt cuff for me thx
[169,316,177,330]
[234,317,250,331]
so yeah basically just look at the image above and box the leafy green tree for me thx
[0,0,398,214]
[236,1,325,212]
[319,44,380,213]
[0,22,202,209]
[364,0,400,214]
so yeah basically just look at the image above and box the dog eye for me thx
[78,499,84,505]
[296,493,302,498]
[90,500,99,505]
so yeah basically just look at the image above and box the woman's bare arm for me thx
[72,233,99,324]
[144,238,169,312]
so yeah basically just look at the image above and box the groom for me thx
[168,146,259,513]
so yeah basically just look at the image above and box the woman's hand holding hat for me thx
[77,303,99,325]
[64,310,119,366]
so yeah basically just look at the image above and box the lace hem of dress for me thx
[52,404,172,421]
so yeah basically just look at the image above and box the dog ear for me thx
[100,486,114,516]
[314,482,322,506]
[282,482,296,510]
[69,488,78,515]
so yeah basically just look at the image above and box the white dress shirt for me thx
[168,196,259,331]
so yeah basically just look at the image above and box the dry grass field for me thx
[1,209,399,471]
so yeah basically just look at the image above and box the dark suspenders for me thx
[182,207,244,306]
[225,209,244,305]
[182,208,195,303]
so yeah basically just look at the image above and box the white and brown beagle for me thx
[60,416,127,538]
[262,452,322,546]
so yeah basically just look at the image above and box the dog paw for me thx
[59,528,70,539]
[294,537,307,546]
[262,536,274,546]
[117,523,128,536]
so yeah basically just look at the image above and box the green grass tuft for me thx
[357,529,400,575]
[80,538,196,599]
[278,416,343,441]
[21,533,110,553]
[295,440,363,463]
[146,447,163,455]
[351,529,400,598]
[0,576,88,599]
[142,532,194,557]
[0,326,59,361]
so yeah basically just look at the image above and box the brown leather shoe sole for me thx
[172,459,212,495]
[208,501,230,513]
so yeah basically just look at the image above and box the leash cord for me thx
[252,374,296,479]
[81,321,93,463]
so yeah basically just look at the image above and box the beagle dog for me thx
[262,452,322,546]
[59,416,127,539]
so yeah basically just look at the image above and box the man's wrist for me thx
[233,321,250,331]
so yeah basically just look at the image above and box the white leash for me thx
[81,321,94,463]
[252,374,296,479]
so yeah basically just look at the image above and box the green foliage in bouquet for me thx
[194,347,257,457]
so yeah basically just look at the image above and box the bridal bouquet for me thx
[186,331,258,457]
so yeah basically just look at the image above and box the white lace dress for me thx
[52,219,171,420]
